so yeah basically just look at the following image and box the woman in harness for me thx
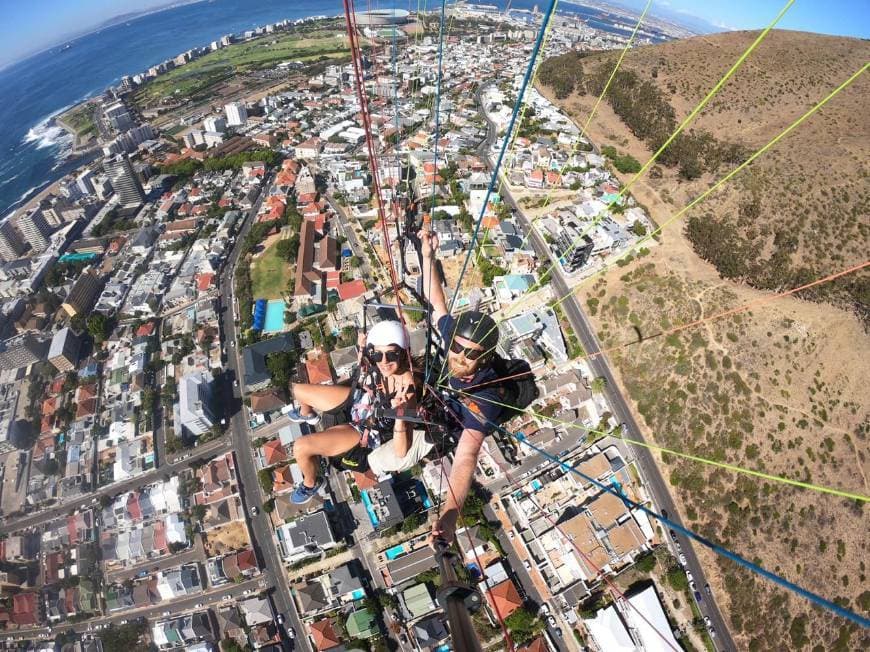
[287,320,434,505]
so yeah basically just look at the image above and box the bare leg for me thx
[291,383,351,415]
[293,425,361,487]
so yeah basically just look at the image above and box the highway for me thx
[477,84,735,651]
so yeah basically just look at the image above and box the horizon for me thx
[1,0,869,70]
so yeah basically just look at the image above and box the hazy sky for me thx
[1,0,868,68]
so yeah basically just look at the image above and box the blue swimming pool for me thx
[351,588,366,600]
[361,490,379,527]
[531,479,543,491]
[263,299,286,333]
[385,544,405,560]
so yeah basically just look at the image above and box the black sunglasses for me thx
[450,340,486,360]
[367,349,403,363]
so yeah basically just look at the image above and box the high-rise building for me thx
[48,327,82,373]
[0,220,26,262]
[203,116,226,133]
[76,169,95,196]
[14,210,53,253]
[104,154,145,209]
[103,101,133,132]
[224,102,248,127]
[61,270,104,318]
[557,233,594,273]
[178,372,216,437]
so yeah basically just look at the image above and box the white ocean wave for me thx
[0,172,23,187]
[23,118,73,151]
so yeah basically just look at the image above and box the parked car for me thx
[287,626,296,639]
[678,554,688,566]
[694,590,703,602]
[251,505,259,516]
[508,530,515,539]
[547,615,557,628]
[686,570,694,583]
[704,616,712,628]
[195,603,203,608]
[669,529,678,542]
[276,614,285,625]
[523,559,531,571]
[538,603,550,616]
[705,583,711,595]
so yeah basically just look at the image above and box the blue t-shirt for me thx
[438,315,503,434]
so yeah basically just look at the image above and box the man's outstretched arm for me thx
[429,427,485,546]
[419,230,448,323]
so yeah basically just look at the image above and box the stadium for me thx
[354,9,412,26]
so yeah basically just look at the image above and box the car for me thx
[689,580,697,591]
[554,627,563,637]
[508,530,515,539]
[162,611,171,616]
[250,505,259,516]
[547,615,557,628]
[243,589,253,595]
[523,559,531,571]
[704,616,712,628]
[705,583,711,595]
[195,603,203,608]
[686,570,694,583]
[120,619,127,625]
[678,554,688,566]
[233,380,239,387]
[276,614,285,625]
[669,529,678,542]
[709,626,717,638]
[694,591,703,602]
[538,603,550,616]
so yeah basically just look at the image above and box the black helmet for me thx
[452,311,499,359]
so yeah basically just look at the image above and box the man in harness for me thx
[418,230,505,546]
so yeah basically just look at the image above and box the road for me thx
[476,84,735,651]
[0,576,264,643]
[217,171,311,652]
[0,436,231,536]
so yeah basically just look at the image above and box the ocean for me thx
[0,0,654,217]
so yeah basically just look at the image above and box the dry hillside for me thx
[538,29,869,316]
[536,30,870,650]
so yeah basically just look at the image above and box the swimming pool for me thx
[531,479,543,491]
[385,544,406,560]
[361,490,379,527]
[351,588,366,600]
[263,299,286,333]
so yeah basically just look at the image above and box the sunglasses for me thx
[367,349,403,363]
[450,340,486,360]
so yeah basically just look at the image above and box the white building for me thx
[225,102,248,127]
[177,372,215,437]
[204,115,227,133]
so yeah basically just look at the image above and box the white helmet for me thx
[367,320,409,350]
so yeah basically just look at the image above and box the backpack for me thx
[489,355,539,423]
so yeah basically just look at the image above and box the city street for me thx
[217,171,311,652]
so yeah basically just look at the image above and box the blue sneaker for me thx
[291,478,324,504]
[286,408,321,425]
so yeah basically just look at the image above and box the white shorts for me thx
[367,430,434,476]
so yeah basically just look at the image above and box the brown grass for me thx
[538,28,870,650]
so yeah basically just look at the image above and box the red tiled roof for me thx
[196,273,215,292]
[337,280,367,301]
[310,619,341,651]
[262,439,289,466]
[236,548,257,572]
[135,322,156,337]
[272,466,294,493]
[305,354,333,385]
[42,397,57,418]
[11,592,39,626]
[76,398,97,419]
[126,493,142,522]
[488,579,522,617]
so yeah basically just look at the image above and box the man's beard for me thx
[449,357,476,378]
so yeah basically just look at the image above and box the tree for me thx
[666,566,689,591]
[266,350,298,389]
[191,504,207,522]
[258,469,274,494]
[630,220,647,237]
[590,376,607,394]
[86,313,112,344]
[275,239,296,261]
[504,607,544,644]
[263,498,275,513]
